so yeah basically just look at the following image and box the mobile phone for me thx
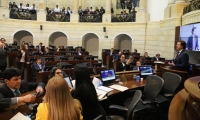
[34,92,40,97]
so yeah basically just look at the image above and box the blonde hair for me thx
[45,76,82,120]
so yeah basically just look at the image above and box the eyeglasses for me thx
[55,72,63,74]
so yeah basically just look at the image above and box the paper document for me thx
[96,89,107,100]
[10,112,30,120]
[109,84,128,92]
[93,77,101,88]
[97,86,113,92]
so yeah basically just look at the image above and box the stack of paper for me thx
[96,86,114,100]
[109,84,128,92]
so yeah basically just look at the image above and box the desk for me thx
[0,90,43,120]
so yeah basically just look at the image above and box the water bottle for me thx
[136,76,140,82]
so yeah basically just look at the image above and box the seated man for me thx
[0,67,45,110]
[32,57,45,79]
[133,61,141,70]
[152,53,160,61]
[107,48,115,56]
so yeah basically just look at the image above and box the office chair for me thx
[124,75,164,112]
[68,57,74,60]
[106,90,142,120]
[56,62,69,68]
[156,72,182,104]
[54,56,64,61]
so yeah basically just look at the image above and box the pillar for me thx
[136,0,150,22]
[103,0,111,23]
[171,0,188,17]
[37,0,46,22]
[70,0,79,23]
[164,0,175,19]
[0,0,9,19]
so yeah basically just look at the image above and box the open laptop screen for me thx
[64,77,73,88]
[139,66,153,76]
[100,69,116,82]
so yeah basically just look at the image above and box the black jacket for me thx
[117,61,130,71]
[0,48,7,66]
[173,50,189,71]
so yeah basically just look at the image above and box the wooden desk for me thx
[0,90,43,120]
[36,67,106,84]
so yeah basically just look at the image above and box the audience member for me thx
[168,40,189,71]
[18,3,24,12]
[0,43,7,72]
[37,42,45,55]
[113,51,122,61]
[32,57,45,79]
[36,76,82,120]
[73,64,106,120]
[127,2,132,13]
[12,41,18,46]
[44,47,52,55]
[0,67,44,110]
[133,49,137,53]
[78,6,83,16]
[77,48,82,55]
[54,5,61,13]
[152,53,161,61]
[117,54,131,71]
[16,45,30,80]
[120,0,125,9]
[0,38,8,50]
[133,61,141,70]
[107,48,115,55]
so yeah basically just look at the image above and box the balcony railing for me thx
[80,14,102,22]
[112,12,136,22]
[10,10,37,20]
[46,12,70,22]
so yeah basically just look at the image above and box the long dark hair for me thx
[73,64,98,103]
[50,67,61,78]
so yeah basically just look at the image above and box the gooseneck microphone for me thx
[192,102,200,118]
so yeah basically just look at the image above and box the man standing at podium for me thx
[168,40,189,71]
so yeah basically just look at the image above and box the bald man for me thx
[0,43,7,72]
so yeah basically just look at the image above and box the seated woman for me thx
[117,54,131,71]
[36,76,83,120]
[73,64,106,120]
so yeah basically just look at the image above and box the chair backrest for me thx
[56,62,69,68]
[54,56,64,61]
[40,57,47,62]
[161,72,182,94]
[126,90,142,120]
[143,75,164,101]
[68,57,74,60]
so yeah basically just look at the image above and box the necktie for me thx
[176,52,180,59]
[14,89,21,96]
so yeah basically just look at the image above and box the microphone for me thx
[192,102,200,118]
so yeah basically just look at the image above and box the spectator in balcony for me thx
[24,4,30,11]
[120,0,125,9]
[100,7,105,15]
[84,7,89,14]
[54,5,61,13]
[66,7,72,16]
[30,4,37,15]
[89,7,94,14]
[12,41,18,46]
[127,2,132,13]
[18,3,24,12]
[78,6,83,16]
[10,2,18,19]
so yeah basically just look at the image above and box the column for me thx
[164,0,175,19]
[103,0,111,23]
[70,0,79,23]
[37,0,46,22]
[171,0,187,17]
[0,0,9,19]
[136,0,150,22]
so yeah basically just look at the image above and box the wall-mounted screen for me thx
[180,23,200,51]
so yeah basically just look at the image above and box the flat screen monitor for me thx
[100,69,116,83]
[139,66,153,77]
[62,64,72,69]
[64,77,73,88]
[44,66,54,71]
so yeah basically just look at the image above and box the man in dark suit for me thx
[168,40,189,71]
[0,43,7,72]
[37,42,45,55]
[0,38,9,50]
[133,61,141,70]
[32,57,45,80]
[152,53,160,61]
[0,67,45,110]
[187,27,199,51]
[107,48,115,56]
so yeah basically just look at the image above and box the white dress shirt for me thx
[54,7,61,13]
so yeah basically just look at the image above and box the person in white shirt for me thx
[89,7,94,14]
[65,7,72,15]
[18,3,24,12]
[54,5,61,13]
[30,4,37,11]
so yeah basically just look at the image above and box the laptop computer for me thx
[139,66,153,78]
[64,77,73,88]
[100,69,116,85]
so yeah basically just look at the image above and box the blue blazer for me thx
[187,35,198,50]
[32,62,45,76]
[113,54,119,61]
[133,66,139,70]
[173,50,189,71]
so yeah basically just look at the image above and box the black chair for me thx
[124,75,164,112]
[60,57,68,61]
[45,58,54,61]
[56,62,69,68]
[93,115,103,120]
[54,56,64,61]
[107,90,142,120]
[156,72,182,104]
[93,63,102,67]
[30,58,36,63]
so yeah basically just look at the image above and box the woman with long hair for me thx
[73,64,106,120]
[117,54,131,71]
[16,44,29,79]
[36,76,83,120]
